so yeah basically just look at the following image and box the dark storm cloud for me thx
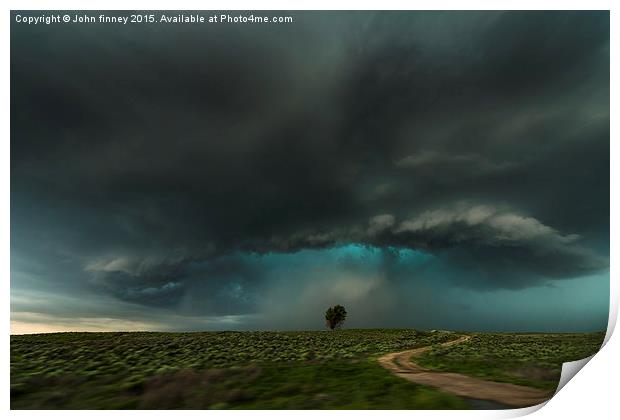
[11,11,609,328]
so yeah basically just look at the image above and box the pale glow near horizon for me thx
[10,312,158,335]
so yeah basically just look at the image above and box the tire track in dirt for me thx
[378,335,553,408]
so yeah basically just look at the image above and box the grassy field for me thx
[413,332,605,390]
[10,329,604,409]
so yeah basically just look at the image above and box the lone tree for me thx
[325,305,347,330]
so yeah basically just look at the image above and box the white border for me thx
[3,2,617,420]
[0,0,617,11]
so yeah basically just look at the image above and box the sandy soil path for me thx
[377,335,554,408]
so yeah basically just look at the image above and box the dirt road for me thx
[377,335,554,408]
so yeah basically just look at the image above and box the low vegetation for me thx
[412,332,605,390]
[10,329,604,409]
[11,329,464,409]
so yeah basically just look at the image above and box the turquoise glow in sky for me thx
[11,11,609,334]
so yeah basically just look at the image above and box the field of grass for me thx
[413,332,605,390]
[11,329,605,409]
[11,329,467,409]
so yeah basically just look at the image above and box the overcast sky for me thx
[11,11,609,333]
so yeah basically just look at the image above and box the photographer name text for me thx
[14,13,294,25]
